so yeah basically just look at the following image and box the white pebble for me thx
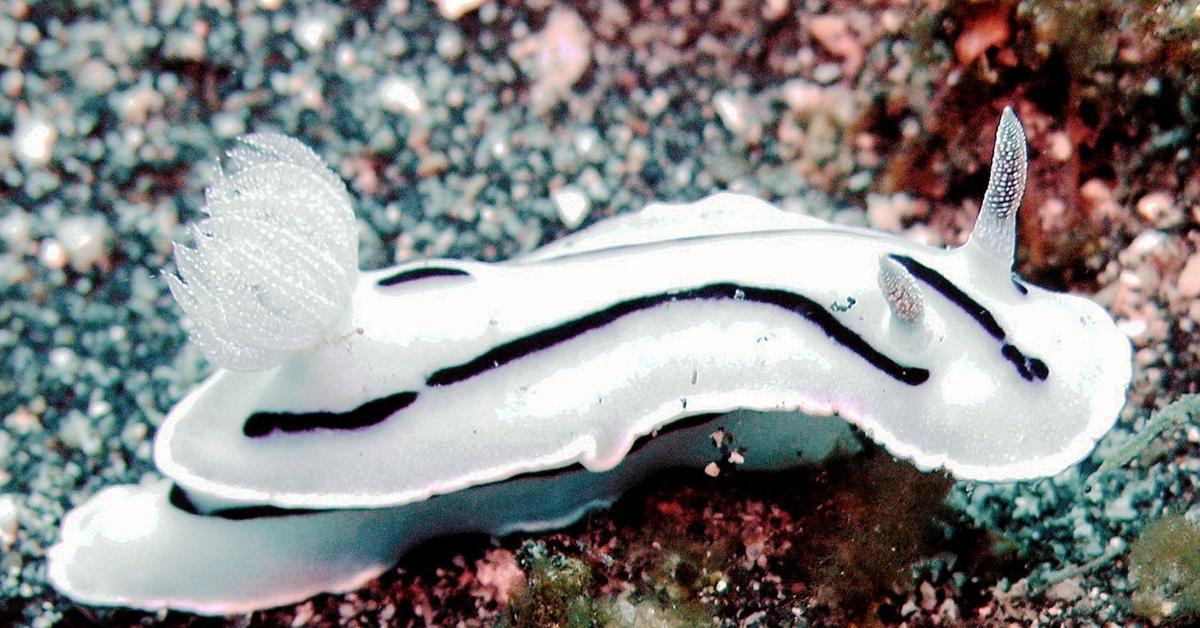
[1,69,23,98]
[713,91,745,133]
[293,14,331,51]
[4,407,40,434]
[812,62,842,84]
[115,84,163,124]
[79,59,117,93]
[0,256,22,285]
[572,127,602,160]
[713,91,760,143]
[55,214,109,272]
[782,79,822,113]
[38,239,66,270]
[1122,229,1167,262]
[1136,191,1178,227]
[59,411,101,455]
[1104,492,1138,521]
[642,88,670,117]
[881,9,904,33]
[518,7,592,113]
[437,0,485,20]
[0,494,16,550]
[1047,131,1072,162]
[49,347,78,373]
[212,112,246,138]
[0,209,31,249]
[436,28,464,60]
[379,77,423,116]
[552,186,590,229]
[13,115,55,166]
[335,43,356,68]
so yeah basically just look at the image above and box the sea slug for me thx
[47,108,1132,615]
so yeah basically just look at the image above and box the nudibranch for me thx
[48,108,1132,615]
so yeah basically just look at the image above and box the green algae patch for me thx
[1129,514,1200,623]
[502,543,612,628]
[809,452,956,614]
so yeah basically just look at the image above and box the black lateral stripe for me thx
[1002,343,1049,382]
[166,483,202,514]
[888,254,1049,382]
[1001,344,1033,380]
[427,283,930,387]
[377,266,470,287]
[243,390,419,438]
[212,504,320,520]
[168,484,321,520]
[174,415,729,519]
[888,254,1005,340]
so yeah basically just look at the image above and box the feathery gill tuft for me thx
[166,133,359,371]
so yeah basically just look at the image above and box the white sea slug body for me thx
[48,109,1132,615]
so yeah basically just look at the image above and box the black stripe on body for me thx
[427,283,930,387]
[175,414,731,520]
[377,266,470,287]
[168,484,319,520]
[243,390,419,438]
[888,254,1048,382]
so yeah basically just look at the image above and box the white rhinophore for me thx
[966,107,1027,273]
[877,255,924,324]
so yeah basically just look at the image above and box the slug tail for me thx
[169,134,359,372]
